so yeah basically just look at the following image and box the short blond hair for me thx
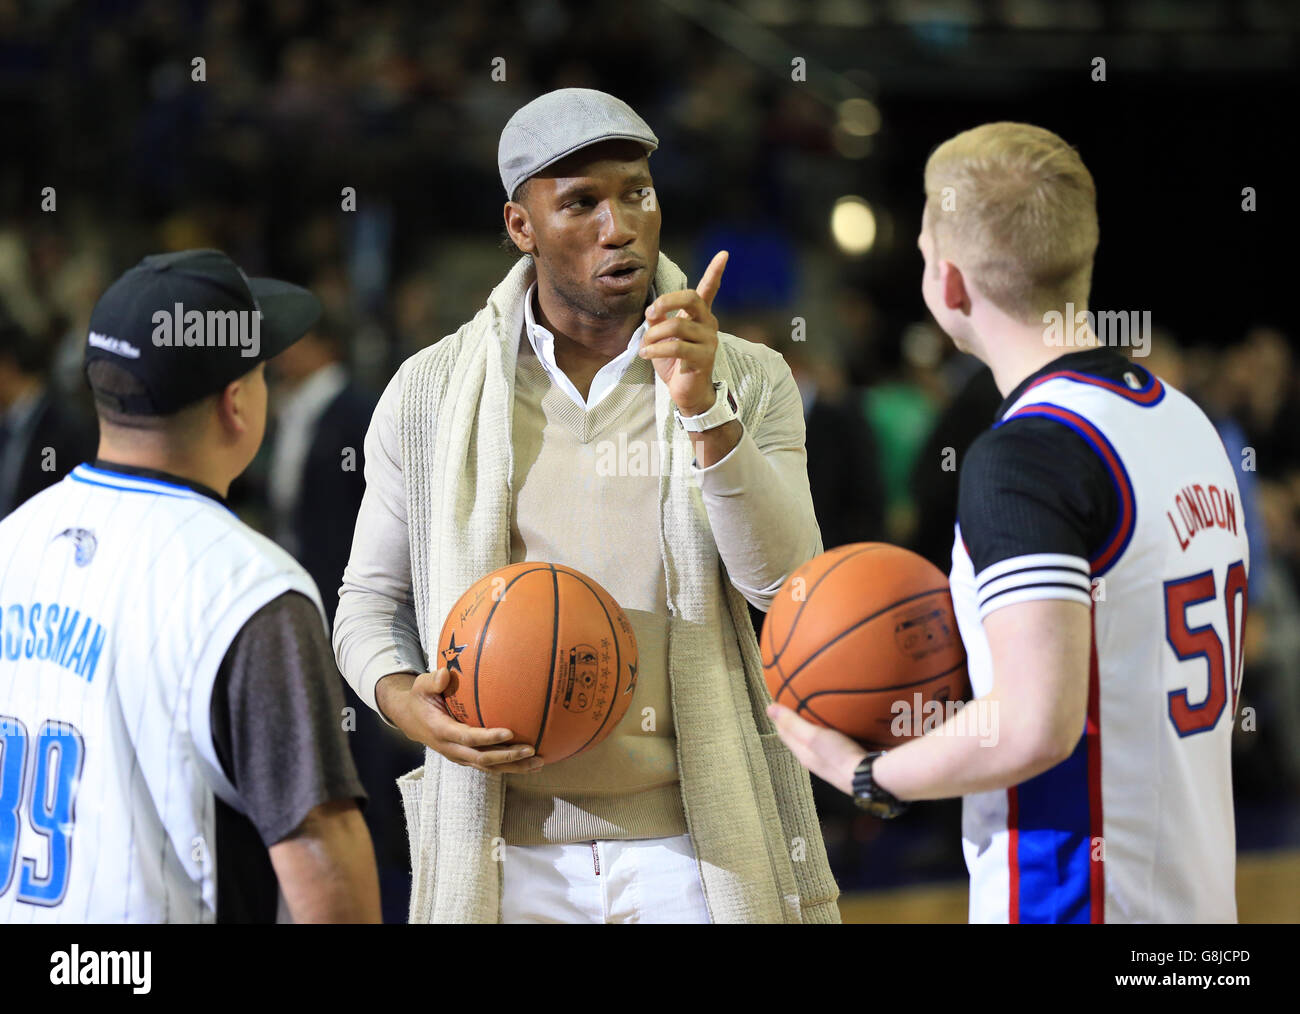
[924,122,1098,322]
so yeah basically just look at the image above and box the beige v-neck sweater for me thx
[502,340,684,844]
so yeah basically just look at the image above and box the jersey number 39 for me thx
[0,717,84,906]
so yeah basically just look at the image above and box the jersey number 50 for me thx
[0,717,84,906]
[1163,561,1248,737]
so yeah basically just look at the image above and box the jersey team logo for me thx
[53,528,97,567]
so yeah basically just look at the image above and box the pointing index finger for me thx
[695,250,729,311]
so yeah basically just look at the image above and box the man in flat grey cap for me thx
[334,87,839,923]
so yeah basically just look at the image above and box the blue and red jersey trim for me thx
[1019,368,1165,407]
[1006,601,1105,923]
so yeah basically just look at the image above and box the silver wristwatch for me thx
[675,379,738,433]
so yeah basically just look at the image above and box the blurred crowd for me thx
[3,0,1296,913]
[1,0,856,384]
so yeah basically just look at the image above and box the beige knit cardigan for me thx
[393,251,840,923]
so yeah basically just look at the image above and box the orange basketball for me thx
[762,543,968,749]
[436,562,639,762]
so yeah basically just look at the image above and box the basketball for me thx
[762,543,969,748]
[436,562,640,762]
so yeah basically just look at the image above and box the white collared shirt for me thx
[523,281,656,411]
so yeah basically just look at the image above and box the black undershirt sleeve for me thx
[210,591,367,846]
[957,415,1118,613]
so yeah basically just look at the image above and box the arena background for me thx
[1,0,1295,923]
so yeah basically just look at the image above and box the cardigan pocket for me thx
[396,764,426,878]
[758,732,841,916]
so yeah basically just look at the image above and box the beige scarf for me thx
[394,251,840,923]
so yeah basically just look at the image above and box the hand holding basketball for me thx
[767,702,865,796]
[438,562,639,763]
[376,669,545,773]
[761,543,968,747]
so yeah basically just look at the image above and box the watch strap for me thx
[675,379,738,432]
[852,751,909,819]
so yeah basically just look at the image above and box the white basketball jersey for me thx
[0,464,322,922]
[951,370,1248,923]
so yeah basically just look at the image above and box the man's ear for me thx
[938,259,971,313]
[217,376,250,436]
[503,201,536,254]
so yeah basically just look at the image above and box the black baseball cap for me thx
[84,248,322,415]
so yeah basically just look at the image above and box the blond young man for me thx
[773,123,1248,923]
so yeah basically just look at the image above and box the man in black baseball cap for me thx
[84,248,320,494]
[86,248,321,420]
[59,248,382,922]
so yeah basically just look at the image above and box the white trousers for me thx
[500,833,711,924]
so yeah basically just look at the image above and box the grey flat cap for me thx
[498,88,659,198]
